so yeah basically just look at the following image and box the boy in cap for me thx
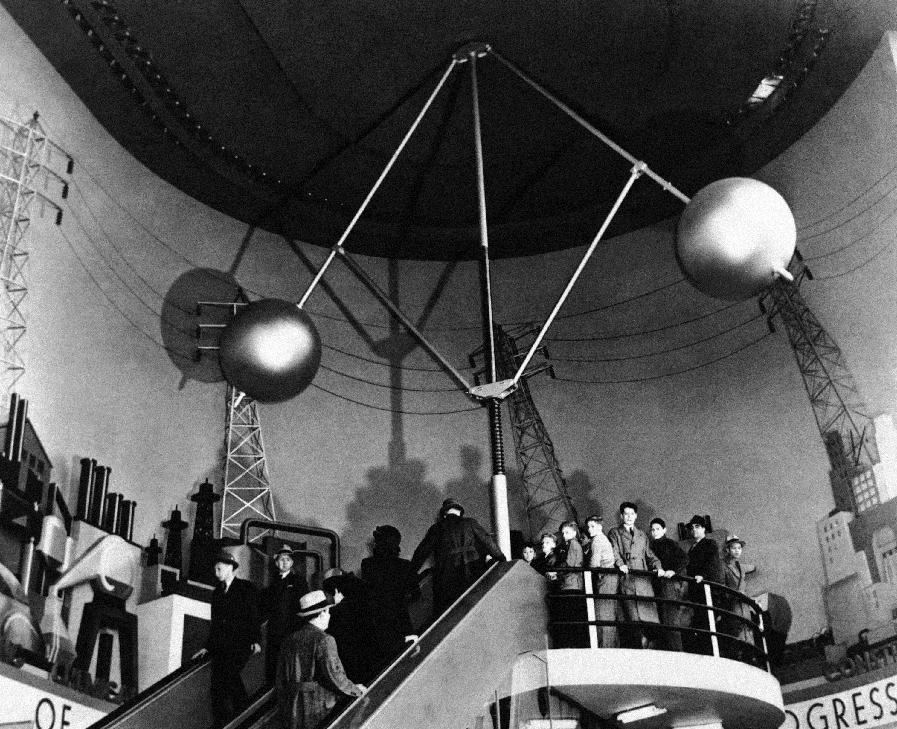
[276,590,365,729]
[192,550,260,728]
[261,545,309,685]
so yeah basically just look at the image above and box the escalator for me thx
[92,560,547,729]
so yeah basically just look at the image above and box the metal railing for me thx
[543,566,771,671]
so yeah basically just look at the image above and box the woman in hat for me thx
[721,535,756,660]
[360,525,420,658]
[275,590,364,729]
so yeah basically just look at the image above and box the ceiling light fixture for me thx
[616,705,668,724]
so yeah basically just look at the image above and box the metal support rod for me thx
[489,49,691,204]
[512,165,644,385]
[297,58,459,309]
[470,51,497,384]
[337,250,473,392]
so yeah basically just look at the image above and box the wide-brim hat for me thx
[297,589,331,617]
[273,544,294,559]
[214,550,239,569]
[440,497,464,517]
[687,514,707,529]
[725,535,746,548]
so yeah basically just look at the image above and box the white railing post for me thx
[756,609,771,672]
[704,583,719,658]
[584,570,598,649]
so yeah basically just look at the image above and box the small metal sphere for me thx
[676,177,796,301]
[218,298,322,403]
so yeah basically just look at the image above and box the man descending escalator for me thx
[261,545,308,685]
[192,550,261,729]
[276,590,366,729]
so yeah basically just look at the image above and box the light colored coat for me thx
[606,525,660,623]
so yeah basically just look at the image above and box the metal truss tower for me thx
[220,386,277,542]
[471,324,578,538]
[195,296,277,541]
[761,260,880,513]
[0,112,70,393]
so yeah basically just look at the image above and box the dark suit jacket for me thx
[686,538,723,582]
[206,577,260,657]
[410,514,506,610]
[261,571,308,641]
[686,538,723,603]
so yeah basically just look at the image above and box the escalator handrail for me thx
[326,560,514,729]
[88,656,210,729]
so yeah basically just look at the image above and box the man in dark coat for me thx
[648,517,689,651]
[606,502,662,648]
[261,545,308,685]
[192,550,261,728]
[276,590,364,729]
[410,498,506,618]
[360,525,420,658]
[684,514,724,655]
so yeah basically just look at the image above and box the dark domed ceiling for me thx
[4,0,895,259]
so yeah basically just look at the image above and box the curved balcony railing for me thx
[543,566,771,672]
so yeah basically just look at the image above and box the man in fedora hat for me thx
[410,498,506,619]
[276,590,365,729]
[684,515,723,655]
[261,545,309,685]
[192,550,261,728]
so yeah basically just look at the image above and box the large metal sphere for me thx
[675,177,796,301]
[218,299,322,403]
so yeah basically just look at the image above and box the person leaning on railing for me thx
[719,535,755,661]
[684,515,724,655]
[606,502,663,649]
[648,517,689,652]
[584,514,618,648]
[547,520,586,648]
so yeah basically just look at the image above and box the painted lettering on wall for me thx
[0,672,107,729]
[784,677,897,729]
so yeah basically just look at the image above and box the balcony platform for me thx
[513,648,785,729]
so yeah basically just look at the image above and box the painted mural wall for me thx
[2,7,897,642]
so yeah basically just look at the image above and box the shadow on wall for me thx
[339,445,607,569]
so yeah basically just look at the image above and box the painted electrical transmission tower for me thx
[471,324,577,538]
[0,112,70,393]
[196,296,277,541]
[761,258,881,514]
[220,386,277,541]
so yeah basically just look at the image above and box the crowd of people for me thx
[524,501,757,660]
[194,498,757,729]
[196,497,505,729]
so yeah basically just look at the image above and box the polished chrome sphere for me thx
[676,177,796,301]
[218,298,322,402]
